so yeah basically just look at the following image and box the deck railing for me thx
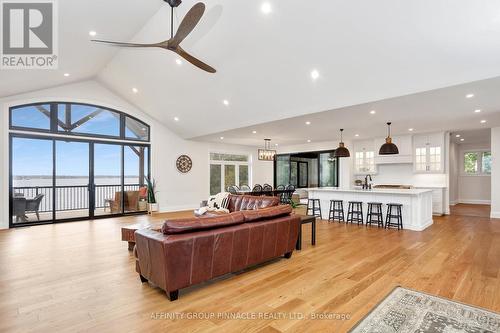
[12,184,143,213]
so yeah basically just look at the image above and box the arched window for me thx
[10,102,150,142]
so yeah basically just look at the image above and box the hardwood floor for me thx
[450,203,492,218]
[0,210,499,332]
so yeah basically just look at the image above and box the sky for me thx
[12,137,148,177]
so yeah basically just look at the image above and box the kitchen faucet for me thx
[363,174,372,190]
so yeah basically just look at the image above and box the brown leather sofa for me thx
[134,195,301,301]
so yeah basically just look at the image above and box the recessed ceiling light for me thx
[132,88,138,93]
[370,110,376,114]
[355,134,359,137]
[220,136,224,140]
[89,31,97,37]
[174,117,179,122]
[455,134,461,138]
[408,128,414,132]
[474,109,481,113]
[223,99,229,106]
[175,58,182,65]
[480,120,487,124]
[63,73,70,77]
[275,143,278,146]
[261,2,272,14]
[311,70,319,80]
[460,138,465,142]
[252,130,257,134]
[305,121,311,125]
[307,139,311,143]
[466,94,474,99]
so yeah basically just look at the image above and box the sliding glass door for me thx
[55,141,90,220]
[10,135,150,227]
[11,137,54,224]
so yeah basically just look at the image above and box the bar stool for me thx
[328,200,344,223]
[385,203,403,230]
[366,202,384,227]
[347,201,364,225]
[307,199,322,219]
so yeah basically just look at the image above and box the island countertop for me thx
[307,187,433,195]
[306,187,434,231]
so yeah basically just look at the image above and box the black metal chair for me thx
[240,184,251,192]
[281,185,295,204]
[275,185,285,191]
[262,184,273,196]
[227,186,238,194]
[251,184,263,196]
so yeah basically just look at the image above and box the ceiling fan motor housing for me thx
[164,0,182,7]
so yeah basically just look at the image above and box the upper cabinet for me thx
[413,133,445,173]
[353,140,376,175]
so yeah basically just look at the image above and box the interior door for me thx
[93,143,123,216]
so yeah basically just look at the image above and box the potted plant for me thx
[145,177,159,213]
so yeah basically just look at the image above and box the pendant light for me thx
[334,129,350,158]
[379,122,399,155]
[258,139,277,161]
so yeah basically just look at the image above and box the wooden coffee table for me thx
[121,222,162,251]
[296,215,316,250]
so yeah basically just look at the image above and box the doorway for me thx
[10,135,150,227]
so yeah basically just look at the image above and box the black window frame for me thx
[9,102,151,142]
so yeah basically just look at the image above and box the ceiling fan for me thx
[92,0,216,73]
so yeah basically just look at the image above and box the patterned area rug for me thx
[349,287,500,332]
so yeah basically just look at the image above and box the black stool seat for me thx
[328,200,344,223]
[385,203,403,230]
[366,202,384,228]
[307,198,322,219]
[347,201,363,225]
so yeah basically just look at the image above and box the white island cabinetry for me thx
[307,188,434,231]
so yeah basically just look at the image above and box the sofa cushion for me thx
[228,195,279,212]
[162,211,245,235]
[241,205,293,222]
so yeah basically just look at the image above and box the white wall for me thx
[449,141,459,205]
[491,127,500,218]
[457,142,491,204]
[0,80,273,229]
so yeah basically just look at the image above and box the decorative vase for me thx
[148,203,159,214]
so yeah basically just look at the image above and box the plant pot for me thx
[148,203,159,213]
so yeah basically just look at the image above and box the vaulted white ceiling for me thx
[2,0,500,143]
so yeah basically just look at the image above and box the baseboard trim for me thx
[159,204,198,213]
[491,211,500,219]
[457,199,491,205]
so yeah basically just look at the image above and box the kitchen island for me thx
[307,187,434,231]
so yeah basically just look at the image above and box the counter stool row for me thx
[323,199,403,230]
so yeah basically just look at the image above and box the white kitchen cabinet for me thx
[413,133,445,173]
[415,187,445,215]
[353,140,376,174]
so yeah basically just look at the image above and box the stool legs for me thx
[307,199,322,219]
[367,203,384,228]
[328,200,344,223]
[385,204,403,230]
[347,202,363,225]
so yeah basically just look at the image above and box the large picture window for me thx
[9,102,151,228]
[209,153,250,195]
[10,102,150,142]
[463,151,491,175]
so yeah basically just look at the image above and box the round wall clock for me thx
[176,155,193,173]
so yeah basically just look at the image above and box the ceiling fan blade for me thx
[169,2,205,49]
[175,46,216,73]
[91,39,159,48]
